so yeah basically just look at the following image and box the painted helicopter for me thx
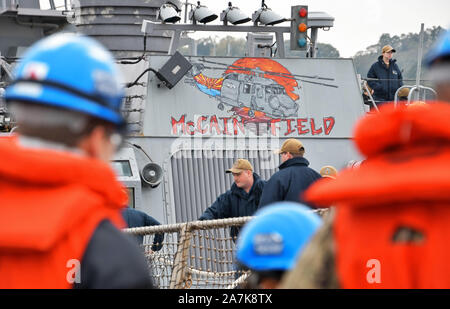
[184,57,338,119]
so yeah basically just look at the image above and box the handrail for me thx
[394,85,437,107]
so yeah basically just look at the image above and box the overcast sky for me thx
[185,0,450,57]
[42,0,449,57]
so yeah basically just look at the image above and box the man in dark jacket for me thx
[367,45,403,108]
[122,208,164,252]
[198,159,266,241]
[259,139,321,208]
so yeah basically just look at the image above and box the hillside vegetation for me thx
[181,25,445,86]
[352,26,445,85]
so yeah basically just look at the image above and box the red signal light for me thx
[299,8,307,18]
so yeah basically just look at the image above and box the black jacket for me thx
[199,173,266,240]
[367,56,403,103]
[259,157,321,208]
[74,220,155,289]
[122,208,164,251]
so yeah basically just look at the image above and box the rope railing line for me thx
[364,77,433,82]
[227,273,251,289]
[189,216,253,230]
[124,208,328,235]
[124,216,254,235]
[125,222,185,234]
[188,268,238,278]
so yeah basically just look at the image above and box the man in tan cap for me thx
[367,44,403,108]
[259,139,321,208]
[198,159,266,241]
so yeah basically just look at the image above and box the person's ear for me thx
[78,126,111,161]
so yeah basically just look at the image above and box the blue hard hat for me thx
[4,33,125,127]
[425,29,450,67]
[236,202,322,271]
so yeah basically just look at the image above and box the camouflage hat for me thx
[226,159,253,174]
[320,166,338,179]
[276,139,305,155]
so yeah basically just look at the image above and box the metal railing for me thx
[125,216,252,289]
[394,85,437,107]
[124,208,330,289]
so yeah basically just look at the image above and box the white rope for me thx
[187,268,237,278]
[227,273,250,289]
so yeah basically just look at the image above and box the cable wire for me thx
[118,35,148,64]
[125,67,159,88]
[124,141,154,162]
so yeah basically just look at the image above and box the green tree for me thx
[316,43,340,58]
[215,36,247,57]
[284,41,340,58]
[196,37,216,56]
[181,36,341,58]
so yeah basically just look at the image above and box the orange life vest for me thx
[0,136,128,288]
[304,102,450,288]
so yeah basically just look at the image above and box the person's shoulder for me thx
[310,168,323,179]
[223,186,234,195]
[125,207,155,222]
[268,168,284,180]
[295,163,321,178]
[123,207,146,216]
[215,188,234,202]
[290,164,316,178]
[251,177,266,194]
[369,59,380,67]
[252,172,265,183]
[264,169,286,188]
[256,177,267,187]
[372,57,385,67]
[75,220,154,289]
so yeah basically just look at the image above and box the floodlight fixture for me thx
[157,2,181,23]
[220,2,251,25]
[252,0,286,26]
[189,1,218,24]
